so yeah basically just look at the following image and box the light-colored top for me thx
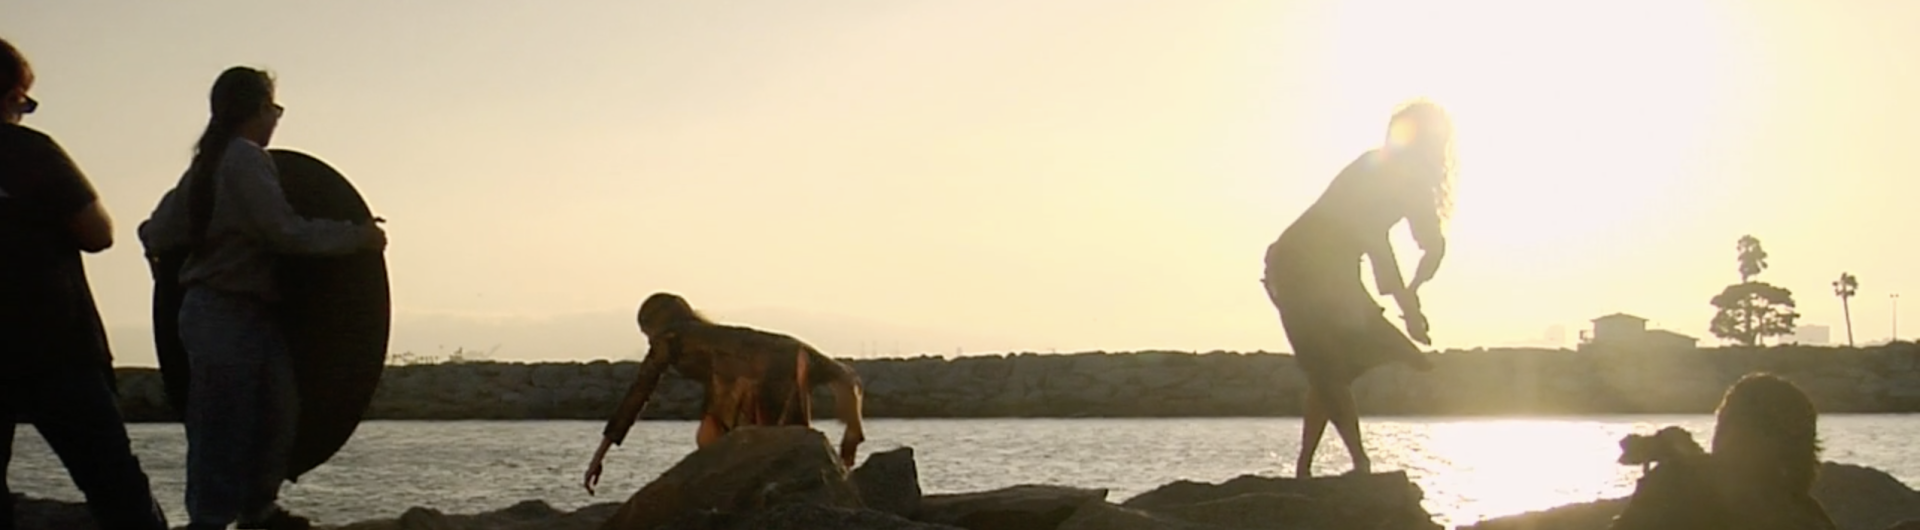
[139,137,374,301]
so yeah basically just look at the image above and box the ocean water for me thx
[9,416,1919,528]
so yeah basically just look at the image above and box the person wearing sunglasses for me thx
[139,66,383,530]
[0,37,172,530]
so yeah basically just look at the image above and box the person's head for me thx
[637,292,708,336]
[1383,99,1456,221]
[1,37,37,124]
[186,66,281,241]
[203,66,281,148]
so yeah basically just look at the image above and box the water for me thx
[9,416,1919,528]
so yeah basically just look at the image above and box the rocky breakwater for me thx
[17,426,1920,529]
[110,342,1920,422]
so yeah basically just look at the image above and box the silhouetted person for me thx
[139,67,386,530]
[583,292,867,496]
[1261,100,1452,477]
[0,37,170,530]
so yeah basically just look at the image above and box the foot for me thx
[1349,456,1372,476]
[237,507,311,530]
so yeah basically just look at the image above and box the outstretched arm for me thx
[584,333,676,494]
[812,355,866,467]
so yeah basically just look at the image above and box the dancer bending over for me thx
[1262,100,1454,477]
[582,292,866,495]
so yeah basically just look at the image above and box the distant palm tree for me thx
[1833,272,1859,347]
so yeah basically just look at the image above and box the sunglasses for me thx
[20,95,36,115]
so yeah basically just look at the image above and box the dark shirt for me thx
[0,123,111,369]
[1269,149,1444,297]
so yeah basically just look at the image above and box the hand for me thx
[1402,310,1432,346]
[583,457,604,496]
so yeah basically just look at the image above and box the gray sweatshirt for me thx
[139,137,375,302]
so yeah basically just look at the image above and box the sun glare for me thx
[1316,0,1744,252]
[1413,420,1648,525]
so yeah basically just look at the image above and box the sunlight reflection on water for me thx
[9,416,1917,527]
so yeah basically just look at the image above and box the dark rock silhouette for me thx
[850,447,923,518]
[1463,462,1920,530]
[1119,472,1442,530]
[912,485,1109,530]
[657,504,962,530]
[599,426,863,530]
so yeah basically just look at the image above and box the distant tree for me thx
[1833,272,1859,347]
[1711,282,1801,346]
[1736,235,1768,282]
[1710,235,1800,346]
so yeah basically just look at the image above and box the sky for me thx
[5,0,1916,366]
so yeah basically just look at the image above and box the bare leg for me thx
[695,415,726,447]
[1318,381,1370,475]
[1296,389,1330,478]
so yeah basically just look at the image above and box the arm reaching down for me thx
[810,353,866,467]
[584,333,678,494]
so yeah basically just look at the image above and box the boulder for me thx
[326,500,622,530]
[1121,471,1442,530]
[1057,502,1232,530]
[658,504,964,530]
[10,494,99,530]
[599,426,864,530]
[850,447,923,517]
[1462,462,1920,530]
[913,485,1109,530]
[1813,463,1920,530]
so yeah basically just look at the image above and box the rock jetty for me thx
[105,342,1920,422]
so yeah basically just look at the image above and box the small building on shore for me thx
[1581,313,1699,352]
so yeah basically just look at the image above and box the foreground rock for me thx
[9,493,97,530]
[851,447,924,518]
[1090,471,1445,530]
[327,500,622,530]
[914,485,1110,530]
[601,426,865,530]
[660,503,961,530]
[1464,462,1920,530]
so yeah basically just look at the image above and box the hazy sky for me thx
[6,0,1916,366]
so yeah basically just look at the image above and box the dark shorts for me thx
[1263,243,1419,385]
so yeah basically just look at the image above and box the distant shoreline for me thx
[111,343,1920,422]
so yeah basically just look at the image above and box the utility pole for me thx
[1893,293,1902,342]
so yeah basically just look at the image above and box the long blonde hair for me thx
[1384,99,1457,224]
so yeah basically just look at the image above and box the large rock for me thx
[658,504,964,530]
[851,447,923,517]
[10,494,100,530]
[1462,462,1920,530]
[1057,502,1233,530]
[1813,463,1920,530]
[913,485,1109,530]
[326,500,623,530]
[1121,471,1442,530]
[600,426,864,530]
